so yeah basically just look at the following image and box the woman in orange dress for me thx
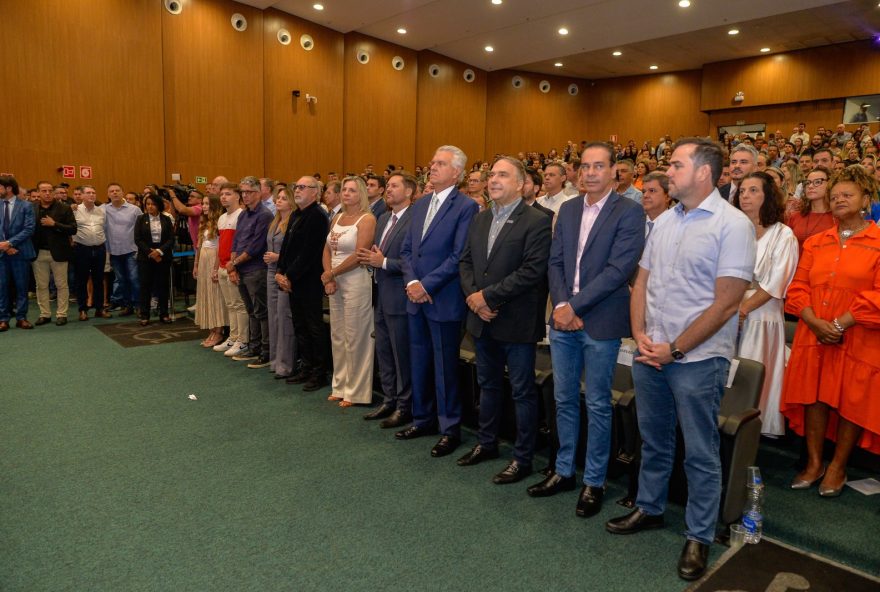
[781,165,880,497]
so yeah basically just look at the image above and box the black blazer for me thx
[373,208,412,316]
[532,201,555,219]
[134,214,175,263]
[32,201,76,262]
[459,200,552,343]
[277,201,329,293]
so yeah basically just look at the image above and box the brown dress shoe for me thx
[16,319,34,329]
[0,321,9,332]
[34,316,51,326]
[96,310,113,319]
[79,311,89,321]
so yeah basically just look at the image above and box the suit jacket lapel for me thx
[422,189,456,243]
[385,208,409,247]
[485,201,526,268]
[581,193,619,257]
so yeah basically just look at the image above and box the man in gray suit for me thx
[358,171,415,428]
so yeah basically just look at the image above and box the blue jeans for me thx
[474,335,538,465]
[549,327,620,486]
[110,252,139,309]
[0,256,31,321]
[633,356,729,545]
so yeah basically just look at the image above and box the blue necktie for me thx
[1,200,9,239]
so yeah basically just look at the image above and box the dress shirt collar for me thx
[583,188,612,210]
[674,188,725,217]
[432,184,455,206]
[390,205,409,219]
[491,197,521,219]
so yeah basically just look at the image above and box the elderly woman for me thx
[322,176,376,407]
[782,165,880,496]
[786,166,834,254]
[733,172,799,436]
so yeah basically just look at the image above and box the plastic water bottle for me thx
[741,466,764,544]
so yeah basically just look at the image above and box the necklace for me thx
[839,221,868,241]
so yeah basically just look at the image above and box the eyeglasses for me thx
[241,189,259,194]
[805,178,827,187]
[294,184,318,191]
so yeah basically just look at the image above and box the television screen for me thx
[843,95,880,125]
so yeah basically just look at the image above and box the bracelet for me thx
[832,318,845,333]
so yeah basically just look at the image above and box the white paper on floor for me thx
[846,478,880,495]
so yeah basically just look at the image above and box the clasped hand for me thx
[406,281,432,304]
[356,246,383,268]
[633,333,673,369]
[466,291,496,322]
[552,303,583,332]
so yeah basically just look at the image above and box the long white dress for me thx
[737,222,799,436]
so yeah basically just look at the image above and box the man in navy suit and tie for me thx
[0,176,36,330]
[358,171,415,428]
[366,174,388,219]
[527,143,645,519]
[397,146,479,457]
[457,157,552,484]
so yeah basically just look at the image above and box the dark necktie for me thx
[1,200,9,238]
[379,214,397,252]
[647,219,654,238]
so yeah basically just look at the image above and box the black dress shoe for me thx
[493,460,533,485]
[677,540,709,581]
[526,472,577,497]
[302,376,328,392]
[431,435,461,458]
[35,316,51,326]
[456,444,500,466]
[539,464,554,477]
[605,508,665,535]
[380,410,411,429]
[285,371,310,385]
[273,373,291,380]
[363,405,394,421]
[576,485,605,518]
[55,317,68,326]
[395,424,438,440]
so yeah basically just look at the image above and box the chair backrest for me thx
[719,358,765,419]
[612,363,634,393]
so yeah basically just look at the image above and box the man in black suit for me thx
[522,167,555,219]
[366,174,387,219]
[718,144,757,203]
[276,176,330,392]
[31,181,76,325]
[457,156,552,484]
[358,172,415,428]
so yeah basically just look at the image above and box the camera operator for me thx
[167,184,203,248]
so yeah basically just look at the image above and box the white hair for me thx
[436,145,468,181]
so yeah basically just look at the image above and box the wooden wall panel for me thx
[585,70,708,145]
[0,0,165,195]
[484,71,588,160]
[162,0,264,186]
[701,40,880,112]
[342,33,418,174]
[263,9,344,181]
[415,51,487,169]
[705,99,866,139]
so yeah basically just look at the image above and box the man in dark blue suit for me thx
[366,174,388,219]
[527,143,645,519]
[397,146,479,457]
[0,176,36,330]
[358,171,415,429]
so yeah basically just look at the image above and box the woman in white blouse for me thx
[733,171,799,436]
[134,194,175,326]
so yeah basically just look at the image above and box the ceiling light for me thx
[649,65,658,70]
[678,0,691,7]
[554,62,563,67]
[612,50,622,56]
[760,47,770,53]
[492,0,503,4]
[313,3,324,10]
[728,28,739,35]
[558,28,569,35]
[484,45,494,52]
[397,28,407,34]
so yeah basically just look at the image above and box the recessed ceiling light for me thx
[554,62,563,67]
[760,47,770,53]
[678,0,691,7]
[649,65,658,70]
[397,28,407,34]
[728,28,739,35]
[612,50,622,56]
[313,3,324,10]
[558,27,569,35]
[484,45,494,52]
[492,0,503,4]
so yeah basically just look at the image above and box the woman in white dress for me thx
[322,176,376,407]
[734,171,799,436]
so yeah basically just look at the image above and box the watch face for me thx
[672,350,685,360]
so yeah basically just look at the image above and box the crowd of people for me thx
[2,121,879,582]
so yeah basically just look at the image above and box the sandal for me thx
[338,400,353,408]
[327,395,342,401]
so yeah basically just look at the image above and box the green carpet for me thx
[1,313,876,590]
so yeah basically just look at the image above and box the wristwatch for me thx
[670,341,685,361]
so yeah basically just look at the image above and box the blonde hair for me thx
[341,176,371,214]
[197,193,223,245]
[269,185,292,235]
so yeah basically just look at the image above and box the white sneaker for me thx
[213,339,234,352]
[232,349,258,362]
[224,341,246,357]
[187,304,197,312]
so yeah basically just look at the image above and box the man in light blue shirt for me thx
[606,138,756,582]
[102,183,141,316]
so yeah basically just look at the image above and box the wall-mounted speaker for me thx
[277,29,291,45]
[511,75,524,89]
[568,83,579,96]
[300,34,314,51]
[392,56,405,71]
[428,64,440,77]
[231,13,247,32]
[463,69,475,83]
[164,0,182,15]
[356,49,370,64]
[539,80,551,93]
